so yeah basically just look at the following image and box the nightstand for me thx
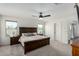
[38,34,43,36]
[10,35,20,45]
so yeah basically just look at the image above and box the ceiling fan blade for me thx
[43,15,51,17]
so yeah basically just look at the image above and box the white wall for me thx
[0,15,45,45]
[45,15,78,44]
[44,4,79,44]
[45,18,79,44]
[0,20,1,42]
[0,16,2,45]
[45,21,69,44]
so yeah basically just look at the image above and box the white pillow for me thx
[22,33,36,36]
[33,33,37,35]
[22,33,25,36]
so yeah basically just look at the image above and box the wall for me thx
[45,14,78,44]
[45,17,79,44]
[0,20,1,42]
[0,16,3,45]
[45,21,68,44]
[0,15,45,45]
[44,4,79,44]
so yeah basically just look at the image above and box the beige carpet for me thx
[0,40,72,56]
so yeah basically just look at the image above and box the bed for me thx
[10,27,50,54]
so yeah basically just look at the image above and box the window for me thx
[37,24,44,34]
[6,20,18,37]
[69,23,77,39]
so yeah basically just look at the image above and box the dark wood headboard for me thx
[19,27,37,36]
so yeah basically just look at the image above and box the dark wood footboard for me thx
[24,37,50,54]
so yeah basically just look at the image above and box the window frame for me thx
[37,24,44,34]
[5,20,18,37]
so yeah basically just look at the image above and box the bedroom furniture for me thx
[37,34,43,35]
[71,39,79,56]
[10,27,37,45]
[24,37,50,54]
[10,35,20,45]
[10,27,50,54]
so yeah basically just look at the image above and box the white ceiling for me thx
[0,3,77,21]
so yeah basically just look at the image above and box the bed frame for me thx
[10,27,50,54]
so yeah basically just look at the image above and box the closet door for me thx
[54,23,56,40]
[45,22,55,40]
[56,22,68,44]
[56,23,62,42]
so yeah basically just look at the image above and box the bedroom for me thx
[0,3,79,56]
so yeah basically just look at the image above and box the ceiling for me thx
[0,3,78,21]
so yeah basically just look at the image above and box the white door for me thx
[54,23,56,40]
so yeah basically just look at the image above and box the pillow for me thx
[32,33,37,35]
[22,33,35,36]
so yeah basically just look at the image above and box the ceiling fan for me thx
[32,12,51,19]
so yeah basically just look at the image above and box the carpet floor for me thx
[0,40,72,56]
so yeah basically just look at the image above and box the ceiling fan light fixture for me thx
[39,17,43,20]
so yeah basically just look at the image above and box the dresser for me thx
[71,39,79,56]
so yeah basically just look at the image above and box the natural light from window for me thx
[6,21,18,37]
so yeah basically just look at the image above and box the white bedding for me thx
[19,35,48,46]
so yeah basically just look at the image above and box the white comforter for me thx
[19,35,48,46]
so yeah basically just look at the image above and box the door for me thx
[54,23,56,40]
